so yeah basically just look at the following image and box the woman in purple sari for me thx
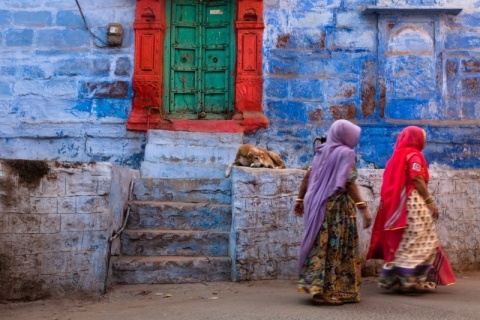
[294,120,372,305]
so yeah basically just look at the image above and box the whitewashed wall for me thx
[230,167,480,280]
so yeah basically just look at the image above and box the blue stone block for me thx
[37,29,89,48]
[54,58,110,77]
[13,11,52,26]
[289,30,326,49]
[6,29,33,46]
[94,99,130,119]
[56,10,83,27]
[266,56,298,75]
[446,32,480,49]
[114,57,131,76]
[0,66,16,76]
[290,79,323,100]
[462,77,480,98]
[458,13,480,28]
[385,99,428,120]
[20,66,46,79]
[0,10,12,25]
[69,100,92,114]
[298,56,325,76]
[79,81,129,99]
[264,78,288,99]
[92,59,111,76]
[54,59,90,76]
[461,101,480,120]
[265,101,309,122]
[0,82,12,96]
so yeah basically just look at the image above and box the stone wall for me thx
[0,160,139,301]
[230,167,480,281]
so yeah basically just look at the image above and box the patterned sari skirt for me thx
[378,190,439,290]
[298,192,361,303]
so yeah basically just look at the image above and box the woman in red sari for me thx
[367,126,455,291]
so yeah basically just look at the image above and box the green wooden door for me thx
[165,0,234,120]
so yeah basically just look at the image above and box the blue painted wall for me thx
[0,0,145,168]
[0,0,479,170]
[245,0,480,170]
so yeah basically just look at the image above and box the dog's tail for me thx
[266,150,286,169]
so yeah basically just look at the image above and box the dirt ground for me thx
[2,272,480,320]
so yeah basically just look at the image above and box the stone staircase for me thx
[111,130,242,284]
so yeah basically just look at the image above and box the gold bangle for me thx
[296,199,303,202]
[425,196,434,205]
[355,201,366,206]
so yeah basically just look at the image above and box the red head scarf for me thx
[367,126,429,261]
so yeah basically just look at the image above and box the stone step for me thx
[133,178,231,204]
[121,229,229,257]
[112,256,231,284]
[147,130,243,147]
[127,201,231,231]
[140,161,229,179]
[143,144,238,166]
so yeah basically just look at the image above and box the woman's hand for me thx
[294,201,304,217]
[359,207,372,229]
[427,203,439,220]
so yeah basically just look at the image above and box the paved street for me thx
[1,271,479,320]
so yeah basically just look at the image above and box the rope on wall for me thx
[75,0,108,48]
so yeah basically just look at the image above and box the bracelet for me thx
[425,196,434,205]
[355,201,366,206]
[296,199,303,202]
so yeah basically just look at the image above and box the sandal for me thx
[340,295,360,304]
[312,294,344,306]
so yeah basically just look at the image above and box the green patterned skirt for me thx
[298,192,361,303]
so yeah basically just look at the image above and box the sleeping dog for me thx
[225,144,286,178]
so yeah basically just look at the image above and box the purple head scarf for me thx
[298,119,361,274]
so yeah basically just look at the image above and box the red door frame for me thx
[127,0,268,133]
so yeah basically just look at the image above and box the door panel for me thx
[173,49,196,69]
[165,0,234,119]
[204,71,226,89]
[204,93,226,113]
[173,93,196,113]
[173,3,197,23]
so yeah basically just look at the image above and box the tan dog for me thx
[224,144,286,177]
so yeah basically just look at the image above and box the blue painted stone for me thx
[13,11,52,26]
[6,29,33,46]
[56,10,83,27]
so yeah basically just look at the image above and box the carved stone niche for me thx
[363,5,462,120]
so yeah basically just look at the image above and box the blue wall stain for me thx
[69,101,93,114]
[94,100,130,119]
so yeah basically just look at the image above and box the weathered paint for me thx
[0,0,479,169]
[0,160,139,300]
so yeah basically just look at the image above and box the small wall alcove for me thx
[364,5,462,121]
